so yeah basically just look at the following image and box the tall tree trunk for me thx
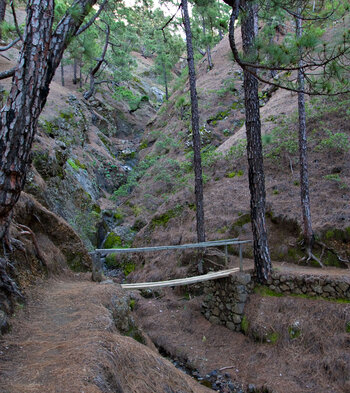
[296,6,314,255]
[162,61,169,101]
[79,61,82,88]
[240,0,271,282]
[61,60,65,86]
[182,0,206,245]
[73,57,78,84]
[202,16,213,70]
[0,0,6,41]
[0,0,55,240]
[0,0,97,242]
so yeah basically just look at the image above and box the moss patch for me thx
[151,205,184,229]
[266,331,279,344]
[256,285,350,303]
[254,285,284,297]
[67,158,87,171]
[103,233,123,249]
[346,321,350,333]
[241,315,249,334]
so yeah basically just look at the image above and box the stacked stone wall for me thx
[202,273,253,332]
[202,270,350,332]
[266,271,350,299]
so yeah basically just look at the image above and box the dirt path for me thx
[0,273,211,393]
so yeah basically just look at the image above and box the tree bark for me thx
[240,0,271,282]
[0,0,97,242]
[0,0,6,41]
[296,6,314,254]
[182,0,206,244]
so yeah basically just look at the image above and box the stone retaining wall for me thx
[202,272,253,332]
[266,271,350,299]
[202,270,350,332]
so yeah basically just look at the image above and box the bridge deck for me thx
[121,267,239,290]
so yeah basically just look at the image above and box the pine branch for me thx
[0,67,16,80]
[10,0,23,41]
[228,2,350,96]
[0,37,21,51]
[75,0,108,36]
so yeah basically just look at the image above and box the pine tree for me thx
[182,0,206,252]
[0,0,102,243]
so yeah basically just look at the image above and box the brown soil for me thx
[0,273,212,393]
[133,270,350,393]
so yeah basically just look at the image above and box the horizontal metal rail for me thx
[95,239,251,255]
[91,238,252,282]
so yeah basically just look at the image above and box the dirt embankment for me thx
[0,274,211,393]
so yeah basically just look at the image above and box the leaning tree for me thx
[0,0,108,245]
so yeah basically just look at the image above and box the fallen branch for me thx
[219,366,235,371]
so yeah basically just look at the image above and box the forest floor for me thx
[0,263,349,393]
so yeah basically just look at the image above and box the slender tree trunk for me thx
[296,7,314,254]
[0,0,6,41]
[182,0,206,245]
[79,61,82,88]
[202,16,213,70]
[73,57,78,84]
[84,24,109,100]
[162,61,169,101]
[61,61,65,86]
[252,2,259,36]
[0,0,97,242]
[240,0,271,282]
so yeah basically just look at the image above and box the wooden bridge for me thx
[91,238,251,286]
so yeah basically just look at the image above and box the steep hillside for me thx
[0,43,165,251]
[110,33,350,282]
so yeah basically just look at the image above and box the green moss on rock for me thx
[104,233,123,249]
[151,205,184,229]
[241,315,249,334]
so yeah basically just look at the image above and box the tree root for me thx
[307,252,324,268]
[315,240,349,266]
[298,238,349,268]
[15,224,48,268]
[0,257,23,300]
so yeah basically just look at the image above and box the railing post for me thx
[92,251,103,282]
[239,244,243,272]
[224,245,228,265]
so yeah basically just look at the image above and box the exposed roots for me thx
[0,257,23,301]
[15,223,48,268]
